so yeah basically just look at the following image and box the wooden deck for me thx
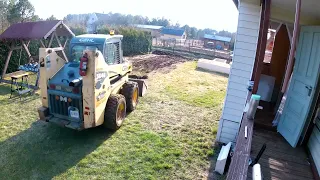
[253,100,277,132]
[248,128,314,180]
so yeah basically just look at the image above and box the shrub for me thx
[97,26,152,56]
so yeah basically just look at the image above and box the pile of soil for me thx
[127,54,188,74]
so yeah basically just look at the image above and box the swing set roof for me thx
[0,20,75,40]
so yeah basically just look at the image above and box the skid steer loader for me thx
[38,33,146,130]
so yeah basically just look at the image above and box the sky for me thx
[29,0,239,32]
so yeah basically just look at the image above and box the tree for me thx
[149,17,169,27]
[189,27,197,39]
[0,0,9,32]
[182,24,190,37]
[7,0,35,24]
[217,30,232,38]
[46,15,57,21]
[172,22,180,28]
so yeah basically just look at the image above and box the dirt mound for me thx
[127,54,188,74]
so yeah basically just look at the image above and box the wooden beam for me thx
[286,23,293,45]
[48,32,55,48]
[21,40,31,58]
[275,23,283,35]
[63,37,69,48]
[54,33,63,47]
[1,49,13,79]
[252,0,271,93]
[281,0,301,93]
[54,33,68,62]
[39,39,46,48]
[226,93,253,180]
[26,40,30,47]
[52,47,64,51]
[251,5,265,81]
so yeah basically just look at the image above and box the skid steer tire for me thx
[103,94,126,130]
[121,82,139,112]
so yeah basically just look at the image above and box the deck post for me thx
[281,0,301,93]
[48,32,55,48]
[252,0,271,93]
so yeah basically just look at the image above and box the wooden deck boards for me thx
[248,128,314,180]
[253,101,277,132]
[227,112,254,180]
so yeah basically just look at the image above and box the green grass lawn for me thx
[0,61,228,180]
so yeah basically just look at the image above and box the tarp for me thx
[203,34,232,43]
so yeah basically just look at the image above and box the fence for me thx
[152,38,232,60]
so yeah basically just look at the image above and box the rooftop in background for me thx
[0,20,75,40]
[134,24,163,30]
[203,34,232,43]
[94,13,110,21]
[161,28,185,36]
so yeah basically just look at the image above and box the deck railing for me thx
[226,93,254,180]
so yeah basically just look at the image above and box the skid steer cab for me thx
[38,34,146,130]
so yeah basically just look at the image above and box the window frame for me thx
[70,45,99,63]
[103,39,121,65]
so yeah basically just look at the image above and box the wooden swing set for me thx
[0,20,74,99]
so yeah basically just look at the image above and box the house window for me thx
[104,42,121,65]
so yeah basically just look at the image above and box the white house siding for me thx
[217,1,261,144]
[308,118,320,174]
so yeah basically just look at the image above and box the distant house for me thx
[86,13,111,33]
[86,13,98,33]
[203,34,232,50]
[134,24,163,37]
[160,28,186,41]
